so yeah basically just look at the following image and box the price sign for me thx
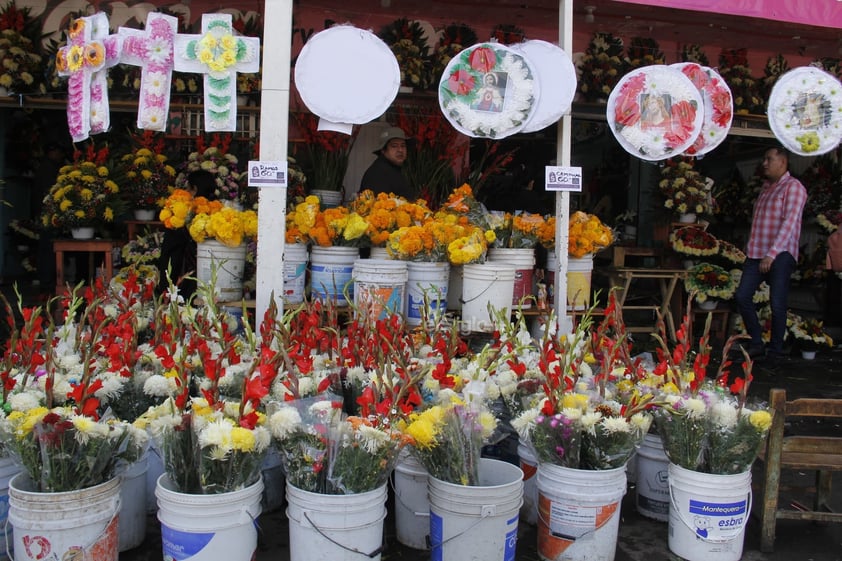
[247,161,288,188]
[545,166,582,192]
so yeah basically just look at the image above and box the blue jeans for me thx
[735,252,796,354]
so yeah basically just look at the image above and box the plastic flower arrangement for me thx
[119,136,177,210]
[0,287,148,492]
[684,262,737,303]
[286,196,369,247]
[787,314,834,351]
[176,135,243,202]
[0,28,44,94]
[671,226,719,257]
[567,211,614,257]
[39,144,124,233]
[659,160,713,216]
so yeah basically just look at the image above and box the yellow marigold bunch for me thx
[189,207,258,247]
[350,190,432,246]
[447,227,494,265]
[159,188,194,229]
[568,211,613,258]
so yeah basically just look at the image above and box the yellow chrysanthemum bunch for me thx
[189,206,258,247]
[350,190,432,246]
[40,159,123,232]
[285,196,369,247]
[120,147,176,210]
[446,227,495,265]
[567,211,614,258]
[159,189,196,229]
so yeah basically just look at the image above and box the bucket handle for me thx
[389,472,430,519]
[302,511,384,559]
[459,274,502,305]
[427,505,502,552]
[669,484,752,544]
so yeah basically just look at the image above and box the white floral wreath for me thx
[438,42,537,139]
[672,62,733,157]
[607,65,703,161]
[767,66,842,156]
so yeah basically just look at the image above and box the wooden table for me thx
[54,239,122,294]
[613,268,687,341]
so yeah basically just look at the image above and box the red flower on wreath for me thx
[469,47,496,73]
[664,100,697,147]
[447,69,476,96]
[614,73,646,127]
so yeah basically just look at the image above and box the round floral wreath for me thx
[767,66,842,156]
[672,63,733,157]
[607,65,703,161]
[438,42,537,139]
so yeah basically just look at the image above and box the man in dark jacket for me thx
[359,126,415,199]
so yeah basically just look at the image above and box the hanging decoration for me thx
[672,62,733,157]
[174,13,260,132]
[767,66,842,156]
[438,42,538,139]
[56,12,121,142]
[510,39,576,133]
[294,25,400,134]
[119,12,178,132]
[606,65,703,161]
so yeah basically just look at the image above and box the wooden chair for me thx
[758,388,842,552]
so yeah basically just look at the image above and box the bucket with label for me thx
[353,259,407,320]
[0,457,20,560]
[118,455,149,552]
[636,432,670,522]
[668,463,751,561]
[518,441,538,525]
[536,463,627,561]
[156,474,263,561]
[196,240,248,302]
[286,482,387,561]
[406,261,450,326]
[447,265,463,312]
[428,458,523,561]
[393,452,429,549]
[8,473,121,561]
[488,248,536,308]
[460,263,516,333]
[283,243,309,304]
[567,255,594,310]
[309,246,359,306]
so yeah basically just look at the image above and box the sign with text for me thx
[247,161,288,188]
[545,166,582,192]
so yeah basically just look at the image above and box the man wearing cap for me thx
[360,126,416,200]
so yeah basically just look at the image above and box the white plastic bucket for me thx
[156,474,263,561]
[369,247,391,260]
[636,433,670,522]
[118,455,148,552]
[8,473,121,561]
[546,251,558,301]
[283,243,309,304]
[460,263,516,333]
[393,453,430,550]
[196,240,248,301]
[536,463,627,561]
[309,246,359,306]
[406,261,450,326]
[428,457,523,561]
[286,482,387,561]
[567,256,594,311]
[488,248,536,308]
[0,457,20,560]
[518,441,538,526]
[668,464,752,561]
[353,259,408,320]
[146,442,165,514]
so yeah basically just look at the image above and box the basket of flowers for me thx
[684,262,736,307]
[119,133,176,215]
[671,226,719,257]
[659,159,714,219]
[39,144,125,238]
[787,314,834,358]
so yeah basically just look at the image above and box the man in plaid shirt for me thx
[735,145,807,360]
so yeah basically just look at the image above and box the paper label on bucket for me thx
[687,498,748,541]
[544,494,619,540]
[162,525,214,559]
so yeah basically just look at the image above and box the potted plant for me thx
[119,132,176,219]
[659,159,714,222]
